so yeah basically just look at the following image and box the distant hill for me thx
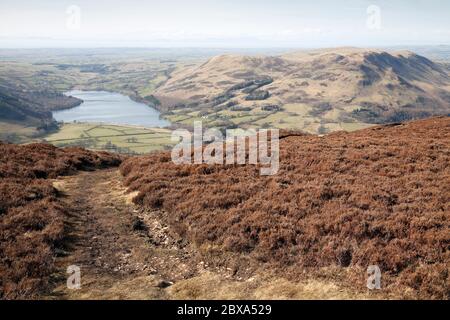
[154,48,450,132]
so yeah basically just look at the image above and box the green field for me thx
[44,123,175,154]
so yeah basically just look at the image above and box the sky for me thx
[0,0,449,48]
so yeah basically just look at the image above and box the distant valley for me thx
[1,47,449,146]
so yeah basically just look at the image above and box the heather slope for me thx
[0,142,121,299]
[121,117,450,299]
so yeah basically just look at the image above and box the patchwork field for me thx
[165,103,374,134]
[43,123,174,154]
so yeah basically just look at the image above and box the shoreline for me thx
[55,89,173,128]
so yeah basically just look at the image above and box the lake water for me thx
[53,90,171,128]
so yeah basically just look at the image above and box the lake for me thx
[53,90,171,128]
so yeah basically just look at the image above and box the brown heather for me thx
[121,117,450,299]
[0,142,121,299]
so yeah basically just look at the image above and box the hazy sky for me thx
[0,0,449,48]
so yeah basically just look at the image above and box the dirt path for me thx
[47,169,205,300]
[45,169,379,300]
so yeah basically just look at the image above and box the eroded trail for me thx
[48,169,203,300]
[45,169,376,300]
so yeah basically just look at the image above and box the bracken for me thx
[0,142,121,299]
[121,117,450,299]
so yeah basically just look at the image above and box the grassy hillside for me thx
[154,48,450,133]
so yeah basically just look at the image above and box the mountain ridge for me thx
[155,48,450,132]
